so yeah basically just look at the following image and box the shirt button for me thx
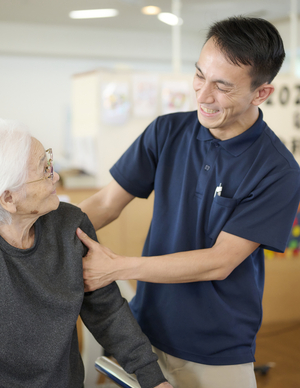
[204,165,210,171]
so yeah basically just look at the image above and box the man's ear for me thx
[251,83,274,106]
[0,190,17,214]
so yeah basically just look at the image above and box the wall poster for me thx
[101,82,131,125]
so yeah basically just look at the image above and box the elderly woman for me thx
[0,119,172,388]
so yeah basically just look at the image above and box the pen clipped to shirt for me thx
[214,183,223,197]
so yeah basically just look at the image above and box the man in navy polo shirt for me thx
[77,17,300,388]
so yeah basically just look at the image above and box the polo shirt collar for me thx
[196,109,266,157]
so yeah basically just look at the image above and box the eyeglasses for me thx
[26,148,54,184]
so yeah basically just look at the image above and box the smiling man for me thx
[78,17,300,388]
[193,38,274,140]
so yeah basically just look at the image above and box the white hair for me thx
[0,119,32,224]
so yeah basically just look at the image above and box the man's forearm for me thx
[102,236,248,283]
[79,180,135,231]
[83,249,232,290]
[79,194,118,230]
[112,250,224,283]
[126,234,258,283]
[80,230,260,290]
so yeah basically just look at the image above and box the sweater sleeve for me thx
[78,214,167,388]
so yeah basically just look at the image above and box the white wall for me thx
[0,55,115,166]
[0,21,201,170]
[0,18,298,172]
[0,22,201,63]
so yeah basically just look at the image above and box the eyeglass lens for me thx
[45,148,54,179]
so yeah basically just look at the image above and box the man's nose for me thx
[196,83,215,104]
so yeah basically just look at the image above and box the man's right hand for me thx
[77,227,120,291]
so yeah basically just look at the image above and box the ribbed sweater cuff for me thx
[135,361,167,388]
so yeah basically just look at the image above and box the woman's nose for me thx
[53,171,60,183]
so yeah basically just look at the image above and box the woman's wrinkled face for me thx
[15,138,60,217]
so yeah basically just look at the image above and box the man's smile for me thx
[201,105,219,114]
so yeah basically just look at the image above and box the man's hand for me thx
[155,383,173,388]
[76,228,119,291]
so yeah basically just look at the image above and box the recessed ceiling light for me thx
[69,9,119,19]
[157,12,183,26]
[141,6,161,15]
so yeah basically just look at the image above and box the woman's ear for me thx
[0,190,17,214]
[251,83,274,106]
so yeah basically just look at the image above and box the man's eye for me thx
[216,85,228,92]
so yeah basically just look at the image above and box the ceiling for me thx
[0,0,297,34]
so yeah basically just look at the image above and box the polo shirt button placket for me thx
[196,142,222,196]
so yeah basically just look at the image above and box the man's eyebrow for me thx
[194,62,234,88]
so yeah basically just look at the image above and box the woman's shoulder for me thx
[45,201,86,226]
[58,200,82,215]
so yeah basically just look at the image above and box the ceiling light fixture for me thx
[69,9,119,19]
[141,6,161,15]
[157,12,183,26]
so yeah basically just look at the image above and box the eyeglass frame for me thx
[26,148,54,184]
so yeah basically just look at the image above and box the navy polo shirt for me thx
[110,110,300,365]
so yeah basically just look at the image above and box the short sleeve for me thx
[223,169,300,252]
[110,118,160,198]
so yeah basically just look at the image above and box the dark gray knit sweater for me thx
[0,202,166,388]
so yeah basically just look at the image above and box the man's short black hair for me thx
[205,16,285,90]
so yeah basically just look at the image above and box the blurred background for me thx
[0,0,299,175]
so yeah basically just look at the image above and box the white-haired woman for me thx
[0,119,172,388]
